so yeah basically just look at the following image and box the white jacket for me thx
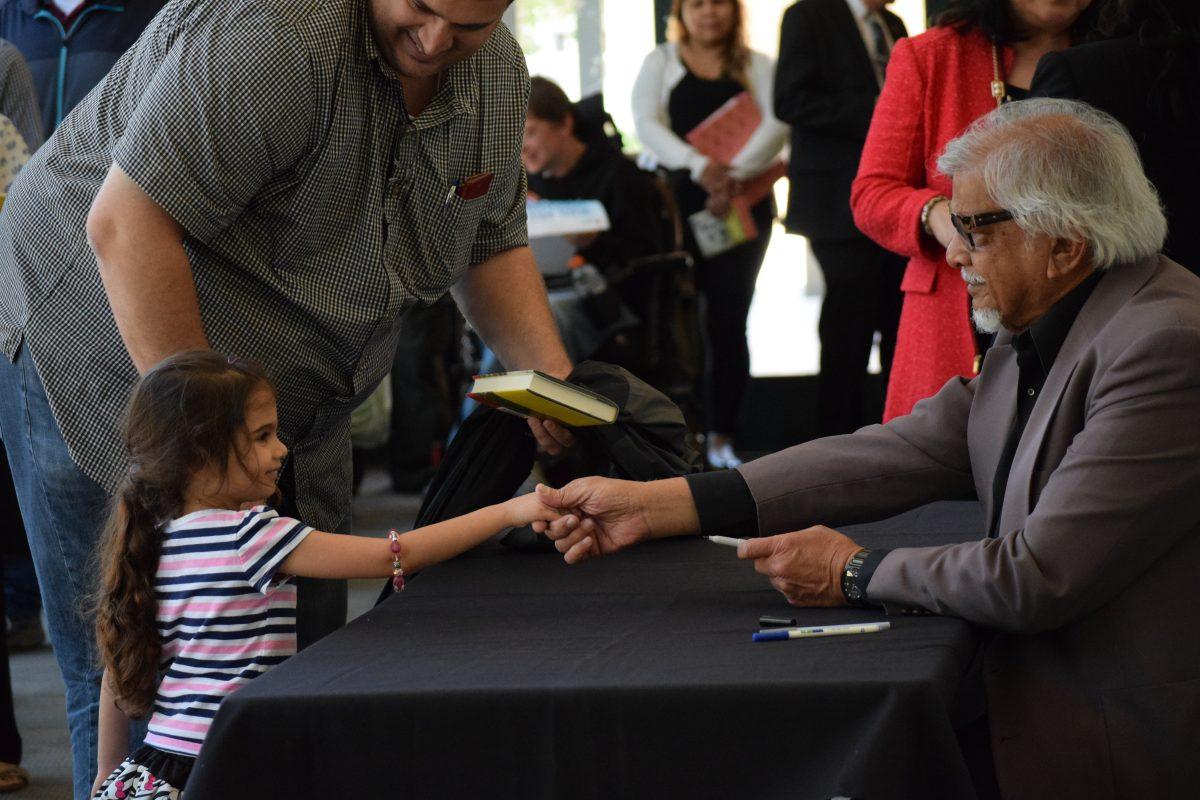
[631,42,789,184]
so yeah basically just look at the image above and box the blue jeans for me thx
[0,346,144,799]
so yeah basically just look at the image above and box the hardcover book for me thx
[468,371,619,427]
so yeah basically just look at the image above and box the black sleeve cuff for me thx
[683,469,758,538]
[860,548,890,607]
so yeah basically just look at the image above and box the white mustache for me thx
[960,268,986,286]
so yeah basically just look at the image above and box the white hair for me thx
[937,98,1167,270]
[972,306,1002,334]
[961,268,1003,333]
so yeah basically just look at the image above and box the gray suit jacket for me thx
[738,255,1200,798]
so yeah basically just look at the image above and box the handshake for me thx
[524,476,864,608]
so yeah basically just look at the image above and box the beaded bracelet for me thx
[920,194,949,237]
[388,529,405,592]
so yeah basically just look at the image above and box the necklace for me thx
[990,43,1007,108]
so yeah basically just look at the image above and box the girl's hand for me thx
[533,478,656,564]
[505,488,562,529]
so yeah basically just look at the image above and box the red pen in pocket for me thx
[452,171,494,203]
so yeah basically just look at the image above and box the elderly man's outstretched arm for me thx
[537,374,978,564]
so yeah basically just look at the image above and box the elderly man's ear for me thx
[1047,235,1092,280]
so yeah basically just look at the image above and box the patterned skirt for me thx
[93,745,195,799]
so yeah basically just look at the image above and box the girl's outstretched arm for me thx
[279,490,561,579]
[93,669,130,795]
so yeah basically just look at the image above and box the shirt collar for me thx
[845,0,872,23]
[359,4,480,120]
[1018,269,1105,372]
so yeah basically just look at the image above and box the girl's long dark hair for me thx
[1098,0,1200,124]
[94,351,272,718]
[936,0,1102,46]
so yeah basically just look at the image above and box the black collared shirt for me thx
[684,269,1106,600]
[988,269,1104,535]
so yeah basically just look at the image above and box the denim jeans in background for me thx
[0,346,144,800]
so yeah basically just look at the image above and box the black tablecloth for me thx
[187,501,986,800]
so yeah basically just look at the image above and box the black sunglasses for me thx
[950,209,1013,251]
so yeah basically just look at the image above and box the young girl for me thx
[90,351,560,798]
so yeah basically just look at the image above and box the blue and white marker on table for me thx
[752,621,891,642]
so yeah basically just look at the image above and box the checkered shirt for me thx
[0,39,43,153]
[0,0,529,531]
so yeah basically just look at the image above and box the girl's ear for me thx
[187,456,224,498]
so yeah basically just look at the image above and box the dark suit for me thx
[775,0,908,435]
[739,256,1200,798]
[1031,37,1200,274]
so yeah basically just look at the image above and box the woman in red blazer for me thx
[851,0,1096,421]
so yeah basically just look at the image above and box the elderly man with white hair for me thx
[534,98,1200,797]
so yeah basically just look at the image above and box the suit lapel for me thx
[997,257,1161,532]
[969,333,1017,526]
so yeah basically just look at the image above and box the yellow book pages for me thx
[468,389,611,427]
[469,370,618,426]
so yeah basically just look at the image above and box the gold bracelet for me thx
[920,194,948,237]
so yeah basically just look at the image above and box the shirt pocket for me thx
[431,192,488,281]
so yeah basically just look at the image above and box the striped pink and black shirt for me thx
[145,506,313,757]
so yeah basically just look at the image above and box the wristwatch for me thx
[841,548,872,607]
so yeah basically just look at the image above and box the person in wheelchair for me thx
[523,77,665,288]
[456,77,699,433]
[521,77,670,369]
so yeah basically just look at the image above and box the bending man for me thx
[0,1,573,796]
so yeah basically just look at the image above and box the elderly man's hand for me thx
[531,478,652,564]
[737,526,863,607]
